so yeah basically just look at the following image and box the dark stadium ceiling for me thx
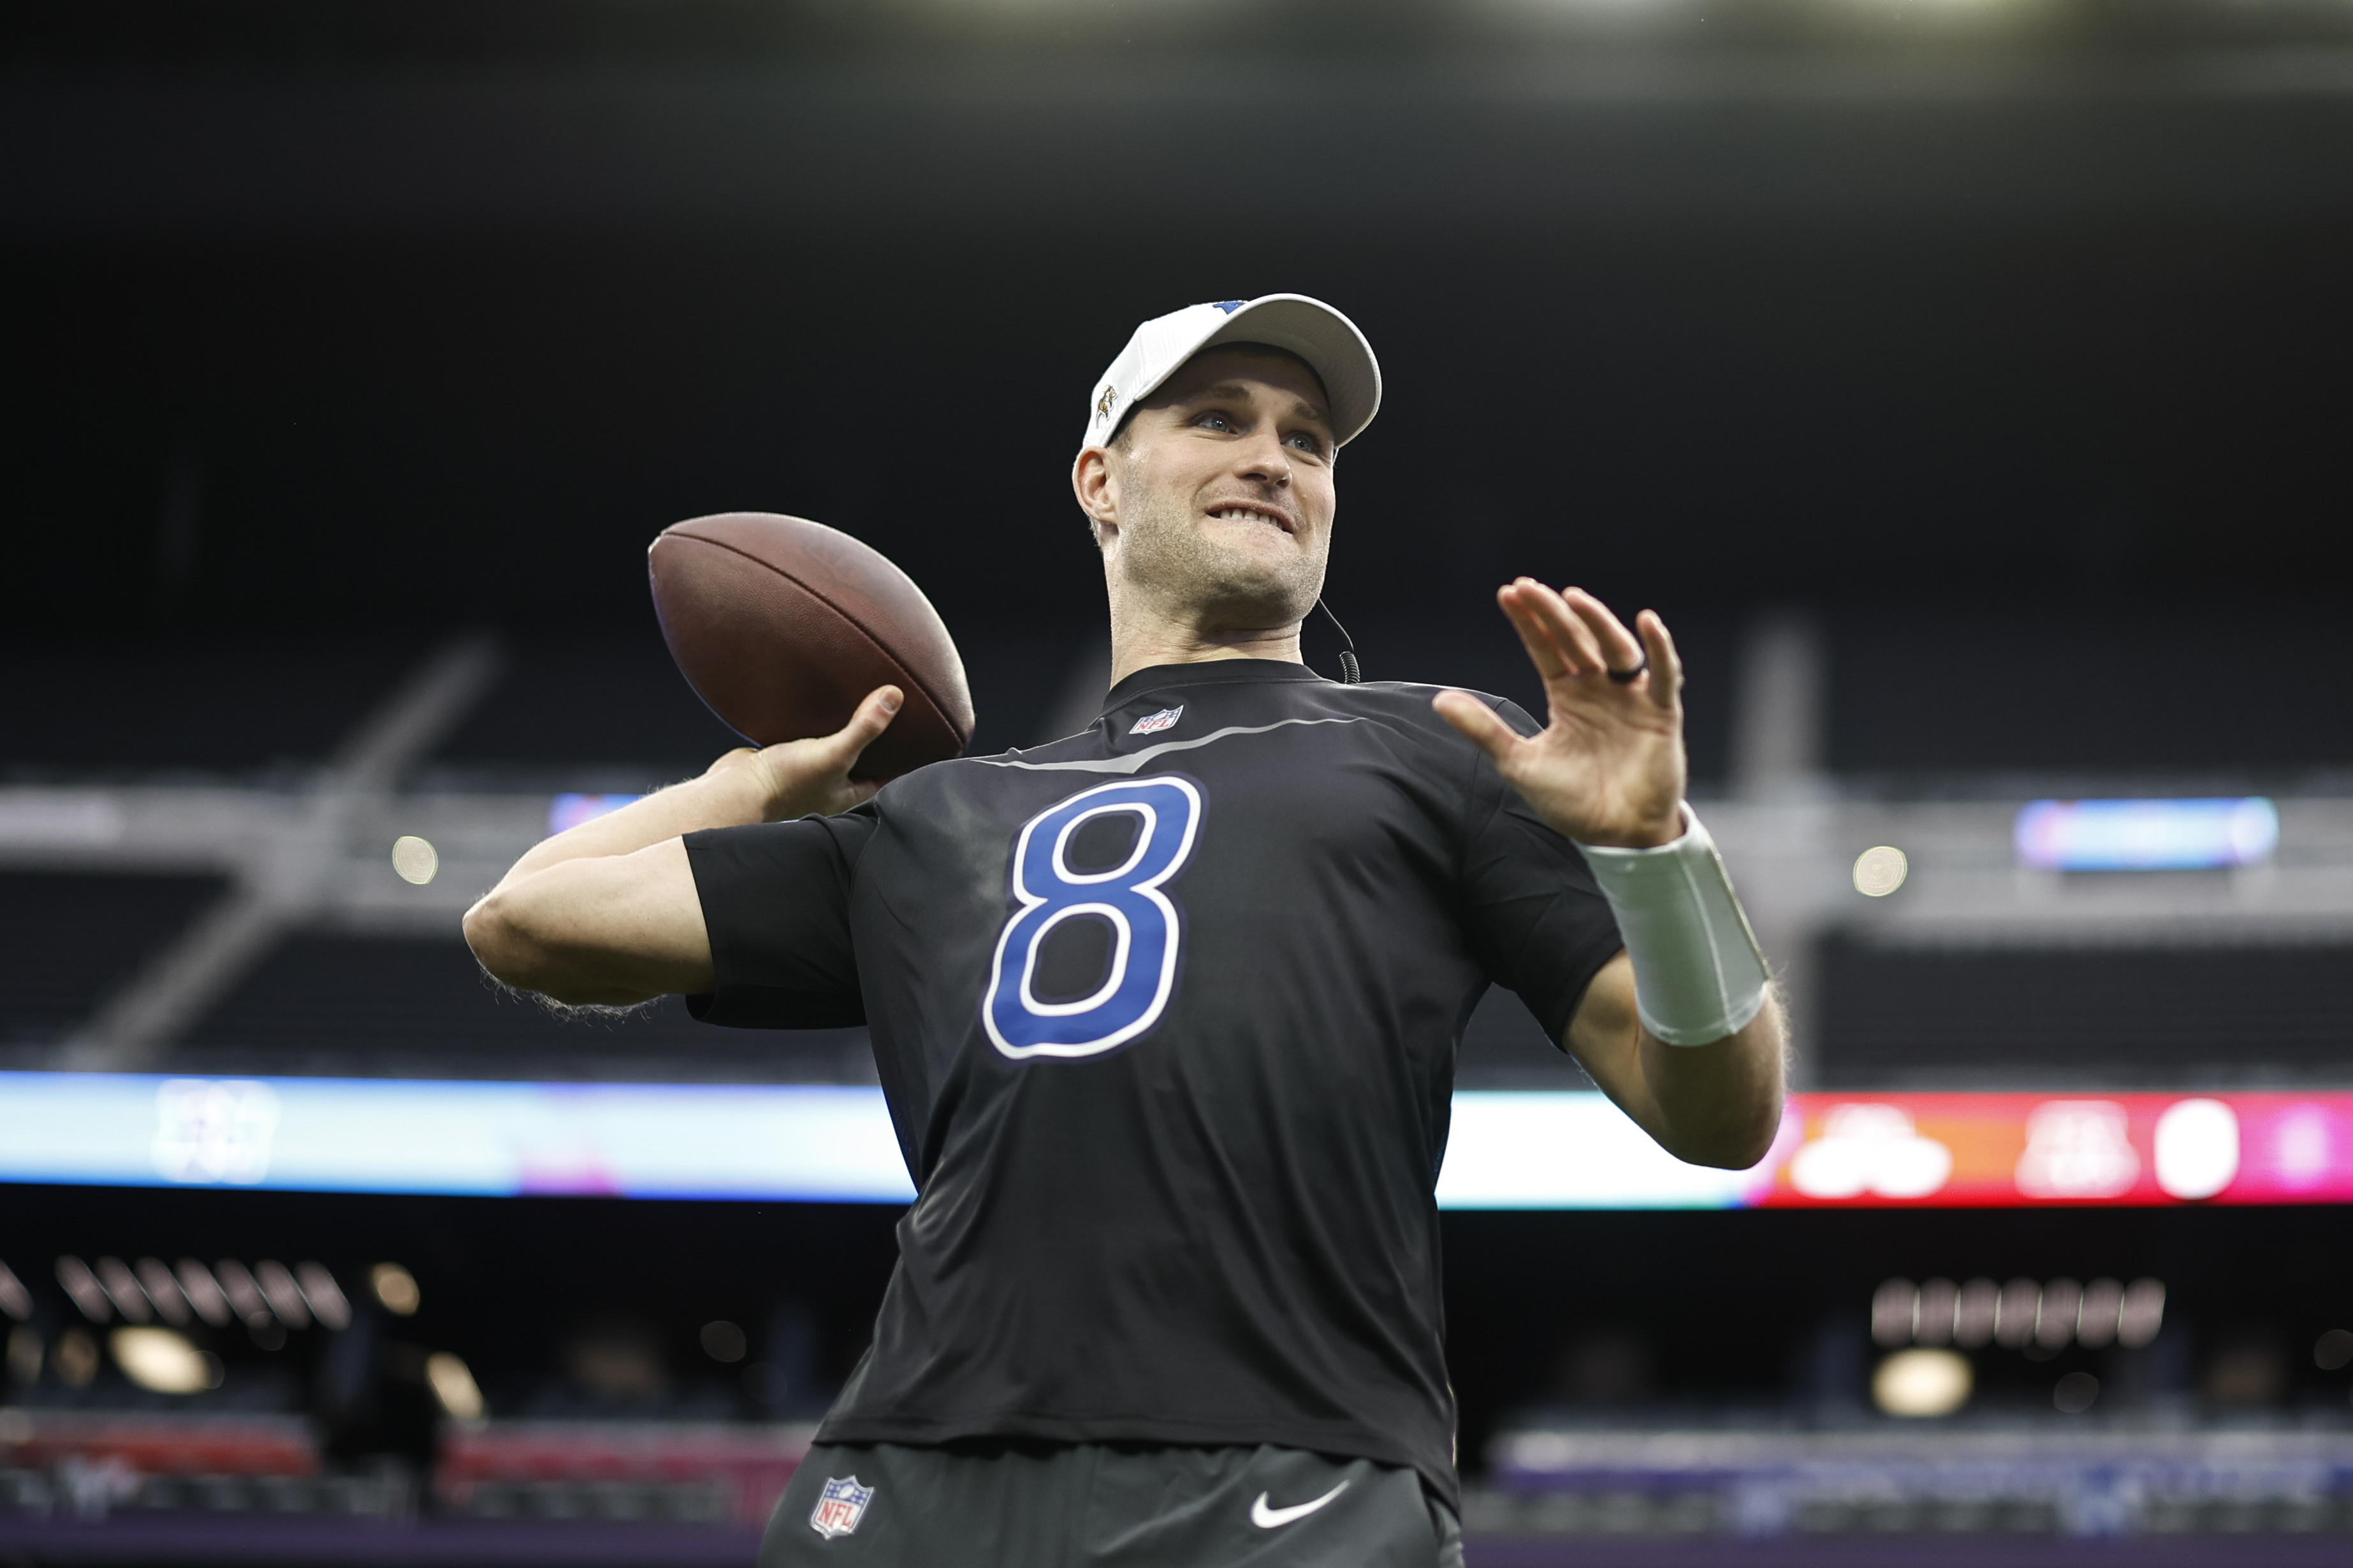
[10,0,2353,64]
[6,0,2352,640]
[10,50,2353,240]
[9,0,2353,237]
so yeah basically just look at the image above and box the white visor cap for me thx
[1081,294,1381,454]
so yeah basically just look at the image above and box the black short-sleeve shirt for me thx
[686,660,1622,1503]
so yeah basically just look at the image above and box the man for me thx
[466,294,1783,1566]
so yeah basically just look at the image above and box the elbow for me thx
[463,889,543,992]
[463,885,653,1008]
[1709,1116,1784,1172]
[1673,1094,1785,1171]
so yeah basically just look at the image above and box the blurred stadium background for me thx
[5,0,2353,1560]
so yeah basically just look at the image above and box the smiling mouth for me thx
[1209,504,1294,534]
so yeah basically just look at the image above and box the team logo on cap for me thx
[810,1476,874,1538]
[1096,384,1118,420]
[1212,300,1246,314]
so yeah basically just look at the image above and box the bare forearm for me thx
[465,688,897,1011]
[467,839,712,1005]
[465,767,764,1003]
[1635,992,1786,1168]
[1564,954,1785,1170]
[492,764,773,894]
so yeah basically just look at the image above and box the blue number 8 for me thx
[982,777,1203,1060]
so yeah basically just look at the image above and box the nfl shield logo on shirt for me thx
[1129,705,1183,736]
[809,1476,874,1539]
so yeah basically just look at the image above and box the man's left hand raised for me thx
[1432,579,1687,848]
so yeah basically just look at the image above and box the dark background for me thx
[7,1183,2351,1473]
[12,220,2347,641]
[10,0,2353,695]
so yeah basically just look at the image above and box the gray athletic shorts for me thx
[762,1440,1465,1568]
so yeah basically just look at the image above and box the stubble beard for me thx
[1113,481,1327,637]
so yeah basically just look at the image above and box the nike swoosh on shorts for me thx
[1249,1480,1350,1529]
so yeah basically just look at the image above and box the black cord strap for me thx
[1316,598,1363,685]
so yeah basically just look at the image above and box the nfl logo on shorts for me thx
[1130,705,1183,736]
[809,1476,874,1539]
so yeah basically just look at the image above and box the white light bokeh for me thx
[2153,1098,2239,1200]
[134,1257,192,1326]
[1873,1348,1972,1418]
[1993,1277,2041,1349]
[1953,1277,1999,1349]
[2036,1277,2081,1349]
[1912,1278,1958,1347]
[1852,845,1909,897]
[2118,1278,2167,1348]
[427,1351,485,1420]
[2077,1277,2124,1349]
[391,835,439,886]
[297,1261,352,1330]
[1871,1277,1917,1347]
[111,1326,221,1395]
[372,1262,421,1316]
[174,1259,234,1328]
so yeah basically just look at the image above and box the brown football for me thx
[648,512,975,781]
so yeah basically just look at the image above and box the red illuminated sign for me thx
[1749,1092,2343,1209]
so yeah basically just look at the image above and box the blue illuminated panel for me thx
[0,1073,915,1203]
[2013,797,2278,871]
[0,1074,1738,1210]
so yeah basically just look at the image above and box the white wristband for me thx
[1573,807,1770,1047]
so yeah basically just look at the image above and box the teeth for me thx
[1215,507,1280,525]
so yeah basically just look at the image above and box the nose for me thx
[1232,428,1292,488]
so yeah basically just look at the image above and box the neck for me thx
[1105,592,1305,688]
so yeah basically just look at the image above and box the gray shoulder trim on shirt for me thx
[972,716,1365,774]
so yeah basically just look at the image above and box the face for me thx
[1077,346,1338,631]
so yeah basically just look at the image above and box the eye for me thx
[1192,410,1237,433]
[1285,430,1329,457]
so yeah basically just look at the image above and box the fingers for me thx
[1636,610,1684,713]
[1499,579,1608,679]
[1496,584,1575,681]
[1431,688,1525,766]
[1524,582,1612,672]
[847,685,905,741]
[1499,580,1663,689]
[1561,588,1645,677]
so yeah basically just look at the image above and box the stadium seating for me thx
[0,639,424,779]
[1818,937,2353,1087]
[0,871,226,1056]
[1829,607,2353,778]
[176,933,872,1083]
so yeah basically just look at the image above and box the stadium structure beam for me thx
[48,635,503,1071]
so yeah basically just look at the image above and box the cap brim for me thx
[1190,294,1383,448]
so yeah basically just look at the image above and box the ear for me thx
[1072,446,1121,544]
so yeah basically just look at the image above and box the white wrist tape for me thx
[1574,807,1771,1047]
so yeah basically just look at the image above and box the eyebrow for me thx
[1181,381,1333,431]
